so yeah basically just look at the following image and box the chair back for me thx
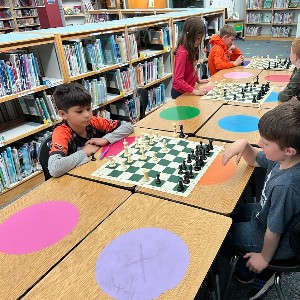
[38,134,52,181]
[137,88,149,120]
[290,219,300,259]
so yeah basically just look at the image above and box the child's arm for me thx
[228,45,243,60]
[278,68,300,102]
[222,139,260,166]
[244,228,281,273]
[212,46,243,70]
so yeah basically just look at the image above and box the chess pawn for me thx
[172,123,177,138]
[143,140,150,150]
[143,169,150,182]
[141,133,146,141]
[127,153,133,164]
[162,139,168,153]
[148,129,153,138]
[120,159,127,171]
[149,135,154,145]
[155,133,160,141]
[108,156,116,168]
[152,152,158,162]
[135,137,140,148]
[140,147,147,160]
[123,139,128,149]
[123,147,129,158]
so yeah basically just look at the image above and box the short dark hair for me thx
[219,25,237,38]
[258,100,300,153]
[53,82,91,111]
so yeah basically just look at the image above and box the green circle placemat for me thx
[159,106,200,120]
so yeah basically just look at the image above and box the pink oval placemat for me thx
[264,74,291,83]
[224,71,254,79]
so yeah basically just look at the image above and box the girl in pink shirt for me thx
[172,17,209,99]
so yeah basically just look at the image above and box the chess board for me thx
[92,134,222,197]
[202,82,274,104]
[245,58,294,70]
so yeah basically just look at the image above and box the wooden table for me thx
[208,66,262,84]
[195,104,269,145]
[0,176,131,300]
[67,128,174,188]
[23,194,232,300]
[136,138,254,215]
[134,98,223,135]
[257,69,292,87]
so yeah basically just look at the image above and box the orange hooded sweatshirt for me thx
[208,34,243,75]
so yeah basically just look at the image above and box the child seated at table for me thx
[48,83,134,177]
[222,100,300,299]
[278,37,300,102]
[208,25,244,76]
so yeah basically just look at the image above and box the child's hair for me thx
[219,25,237,38]
[258,100,300,153]
[53,82,91,111]
[291,37,300,59]
[173,17,205,63]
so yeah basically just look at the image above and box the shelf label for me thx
[164,46,171,52]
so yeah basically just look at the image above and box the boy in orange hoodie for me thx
[208,25,244,75]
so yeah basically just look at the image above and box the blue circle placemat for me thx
[218,115,259,132]
[265,91,279,102]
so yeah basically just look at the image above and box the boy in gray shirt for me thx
[222,100,300,299]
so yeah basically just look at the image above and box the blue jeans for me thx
[171,88,182,99]
[222,203,262,259]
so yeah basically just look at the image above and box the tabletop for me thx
[136,138,254,215]
[135,98,223,135]
[23,193,232,300]
[0,176,131,300]
[195,104,269,145]
[257,69,292,87]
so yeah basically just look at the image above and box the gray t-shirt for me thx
[251,151,300,259]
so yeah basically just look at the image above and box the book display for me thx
[0,8,225,205]
[245,0,300,40]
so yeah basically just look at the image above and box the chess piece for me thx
[135,137,140,148]
[124,147,129,157]
[178,164,183,175]
[179,125,185,138]
[187,154,192,163]
[155,133,160,141]
[108,156,116,168]
[189,164,194,178]
[127,153,133,163]
[183,172,190,184]
[182,159,187,170]
[209,139,214,150]
[149,135,154,145]
[152,152,158,162]
[143,169,150,182]
[162,139,168,152]
[155,173,161,184]
[91,153,96,161]
[177,178,184,192]
[120,159,127,171]
[123,139,128,149]
[172,123,177,138]
[140,147,147,160]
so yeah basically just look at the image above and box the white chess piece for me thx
[162,139,168,153]
[149,135,154,145]
[172,123,177,138]
[108,156,116,168]
[152,152,158,162]
[135,137,140,148]
[127,153,133,163]
[120,159,127,171]
[155,133,160,141]
[123,139,128,149]
[140,147,147,160]
[143,169,150,182]
[124,147,129,157]
[143,140,150,150]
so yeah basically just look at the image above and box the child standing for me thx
[208,25,244,75]
[171,17,209,99]
[48,83,134,177]
[222,101,300,299]
[278,37,300,102]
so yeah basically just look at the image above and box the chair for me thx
[137,88,149,120]
[224,219,300,300]
[38,133,52,181]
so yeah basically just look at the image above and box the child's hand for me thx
[192,88,208,96]
[222,139,248,165]
[198,79,210,84]
[244,252,269,273]
[234,55,244,66]
[228,45,236,52]
[86,138,109,147]
[82,144,100,157]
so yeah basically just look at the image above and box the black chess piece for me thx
[190,149,195,159]
[252,95,257,103]
[199,155,204,166]
[209,139,214,150]
[194,158,201,171]
[91,153,96,161]
[233,94,237,100]
[179,125,185,138]
[183,172,190,184]
[177,178,184,192]
[178,164,183,175]
[182,159,187,170]
[189,164,194,178]
[155,174,161,184]
[242,91,245,98]
[267,61,271,69]
[187,154,192,163]
[254,75,259,85]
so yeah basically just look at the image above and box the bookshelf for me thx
[245,0,300,40]
[0,8,225,204]
[0,32,65,201]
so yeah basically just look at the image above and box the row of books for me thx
[86,14,119,23]
[105,68,135,94]
[18,93,60,123]
[245,26,263,36]
[271,25,293,36]
[0,132,50,192]
[146,83,166,113]
[134,56,164,87]
[273,12,295,24]
[109,97,137,124]
[16,18,38,26]
[0,52,41,97]
[247,0,273,8]
[274,0,299,8]
[82,77,108,106]
[0,98,23,124]
[12,0,36,8]
[247,13,272,23]
[15,8,37,17]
